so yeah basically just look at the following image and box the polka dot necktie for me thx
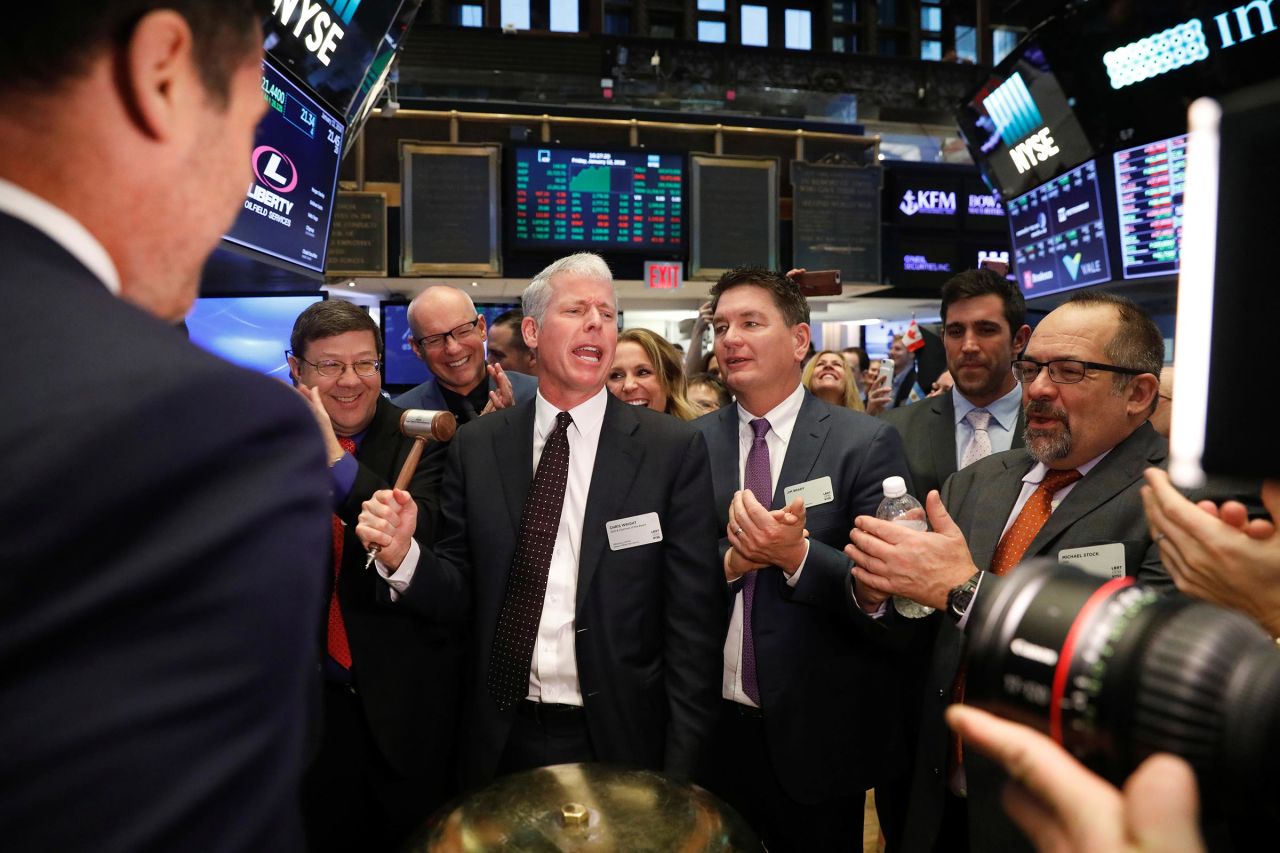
[950,466,1082,784]
[989,468,1083,576]
[959,409,993,469]
[327,436,359,669]
[739,417,772,705]
[488,411,573,710]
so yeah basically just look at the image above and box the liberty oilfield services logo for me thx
[245,146,297,225]
[271,0,363,66]
[982,72,1061,176]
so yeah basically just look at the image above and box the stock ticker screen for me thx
[511,147,684,252]
[1113,134,1186,280]
[221,58,345,275]
[1007,159,1112,297]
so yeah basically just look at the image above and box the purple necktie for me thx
[740,417,771,704]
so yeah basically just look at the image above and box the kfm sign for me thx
[644,261,683,290]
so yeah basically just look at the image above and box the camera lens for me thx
[964,560,1280,816]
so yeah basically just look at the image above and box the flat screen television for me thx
[1113,132,1186,280]
[957,39,1096,201]
[220,56,345,278]
[186,292,327,379]
[864,321,913,359]
[1007,159,1113,298]
[262,0,420,124]
[508,145,685,254]
[381,301,519,389]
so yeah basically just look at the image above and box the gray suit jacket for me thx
[392,370,538,414]
[881,391,1026,502]
[902,422,1172,853]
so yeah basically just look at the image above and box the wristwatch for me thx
[947,571,982,624]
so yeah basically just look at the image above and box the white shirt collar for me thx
[1023,448,1112,486]
[736,382,806,443]
[953,381,1023,431]
[535,385,609,442]
[0,178,120,295]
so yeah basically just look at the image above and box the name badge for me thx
[783,476,835,509]
[1058,542,1126,579]
[606,512,663,551]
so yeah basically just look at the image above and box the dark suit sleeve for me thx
[661,430,727,779]
[785,420,913,627]
[387,433,473,621]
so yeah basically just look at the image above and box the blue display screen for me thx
[221,57,345,276]
[187,293,326,379]
[381,302,519,388]
[1007,159,1112,298]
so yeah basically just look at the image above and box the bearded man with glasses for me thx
[395,286,538,424]
[844,291,1180,853]
[286,299,458,852]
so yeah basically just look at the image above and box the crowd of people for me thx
[4,4,1278,853]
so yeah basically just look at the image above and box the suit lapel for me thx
[928,395,958,491]
[706,405,743,518]
[493,399,536,532]
[358,397,401,472]
[576,396,643,611]
[1011,403,1026,450]
[1025,424,1163,557]
[773,392,830,510]
[968,452,1033,570]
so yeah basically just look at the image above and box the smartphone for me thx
[793,269,842,296]
[980,258,1010,277]
[877,358,895,387]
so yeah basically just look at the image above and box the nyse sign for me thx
[1010,127,1061,175]
[271,0,358,67]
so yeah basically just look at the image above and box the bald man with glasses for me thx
[844,291,1175,853]
[395,286,538,424]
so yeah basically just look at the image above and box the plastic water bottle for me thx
[875,476,935,618]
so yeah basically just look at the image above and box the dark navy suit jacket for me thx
[392,370,538,413]
[0,213,331,852]
[694,390,923,804]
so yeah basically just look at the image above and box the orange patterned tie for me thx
[989,468,1083,576]
[327,436,359,669]
[950,467,1082,786]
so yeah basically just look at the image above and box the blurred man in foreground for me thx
[0,3,331,850]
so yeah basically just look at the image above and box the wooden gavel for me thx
[363,408,457,569]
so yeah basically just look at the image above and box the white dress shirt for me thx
[525,386,608,705]
[378,386,608,705]
[0,178,120,295]
[723,382,809,706]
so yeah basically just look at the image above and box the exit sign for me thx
[645,261,683,290]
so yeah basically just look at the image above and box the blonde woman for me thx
[802,349,866,412]
[607,328,701,420]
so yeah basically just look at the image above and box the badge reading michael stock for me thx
[606,512,663,551]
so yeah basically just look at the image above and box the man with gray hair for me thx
[357,252,725,789]
[395,286,537,424]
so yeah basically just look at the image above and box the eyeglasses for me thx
[416,316,481,350]
[1012,358,1148,385]
[288,352,381,378]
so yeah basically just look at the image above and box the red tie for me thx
[951,467,1083,784]
[327,436,359,669]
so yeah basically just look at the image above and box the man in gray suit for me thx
[394,286,537,422]
[847,291,1169,853]
[882,269,1031,501]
